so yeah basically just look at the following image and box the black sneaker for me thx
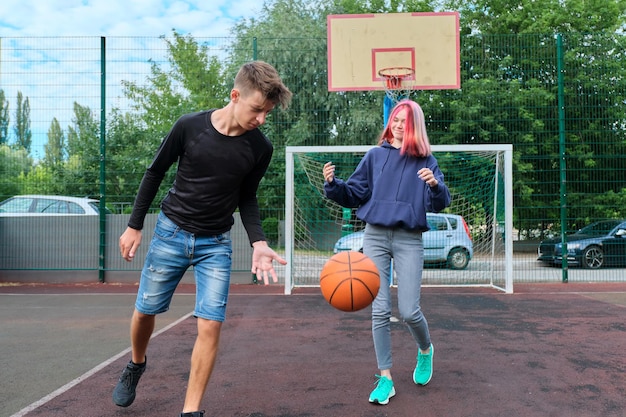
[112,358,146,407]
[180,411,205,417]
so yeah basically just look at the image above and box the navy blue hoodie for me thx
[324,142,451,232]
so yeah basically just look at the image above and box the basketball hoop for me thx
[378,66,415,103]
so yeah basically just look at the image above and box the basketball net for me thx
[379,67,415,103]
[379,67,415,127]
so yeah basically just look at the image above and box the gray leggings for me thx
[363,224,431,371]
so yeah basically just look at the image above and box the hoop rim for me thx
[378,66,416,94]
[377,66,415,79]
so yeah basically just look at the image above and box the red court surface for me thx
[2,282,626,417]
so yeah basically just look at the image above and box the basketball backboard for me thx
[327,12,460,92]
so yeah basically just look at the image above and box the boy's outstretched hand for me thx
[251,241,287,285]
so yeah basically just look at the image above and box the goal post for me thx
[284,145,513,294]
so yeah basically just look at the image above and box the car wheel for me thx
[447,248,469,270]
[582,246,604,269]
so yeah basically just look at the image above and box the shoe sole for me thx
[369,387,396,405]
[113,394,135,408]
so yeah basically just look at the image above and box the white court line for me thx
[9,311,194,417]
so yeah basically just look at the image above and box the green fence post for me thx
[557,33,568,283]
[99,36,106,283]
[250,34,257,283]
[341,207,353,236]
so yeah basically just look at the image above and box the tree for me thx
[104,109,155,213]
[13,91,32,152]
[65,102,100,197]
[43,118,66,170]
[0,144,32,198]
[328,0,438,14]
[17,165,59,195]
[0,90,8,145]
[442,0,626,35]
[122,31,228,138]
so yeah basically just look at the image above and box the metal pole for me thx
[98,36,107,283]
[284,148,294,294]
[557,34,568,283]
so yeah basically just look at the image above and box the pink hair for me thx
[378,99,432,157]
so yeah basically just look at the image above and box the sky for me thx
[0,0,264,157]
[0,0,262,38]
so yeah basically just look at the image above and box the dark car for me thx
[537,220,626,269]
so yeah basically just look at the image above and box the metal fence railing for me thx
[1,33,625,284]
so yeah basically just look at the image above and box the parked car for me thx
[333,213,474,269]
[0,195,108,216]
[537,219,626,269]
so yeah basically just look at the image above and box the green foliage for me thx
[0,144,32,199]
[17,165,59,195]
[577,190,626,223]
[328,0,437,14]
[43,118,66,170]
[262,217,280,245]
[122,30,229,138]
[0,90,8,145]
[64,102,101,198]
[104,108,170,213]
[445,0,626,35]
[13,91,32,152]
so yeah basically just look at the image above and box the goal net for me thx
[284,145,513,294]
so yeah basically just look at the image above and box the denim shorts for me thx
[135,212,233,322]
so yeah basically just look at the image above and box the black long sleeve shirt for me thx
[128,110,271,244]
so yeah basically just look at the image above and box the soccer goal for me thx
[284,145,513,294]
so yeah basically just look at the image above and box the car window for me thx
[448,217,458,230]
[37,199,86,214]
[35,199,60,213]
[67,202,86,214]
[34,199,58,213]
[428,216,449,231]
[579,221,622,235]
[0,197,34,213]
[88,202,107,214]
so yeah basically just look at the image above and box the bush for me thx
[262,217,279,245]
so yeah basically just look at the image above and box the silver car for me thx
[0,195,107,216]
[333,213,474,269]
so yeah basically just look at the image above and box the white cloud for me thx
[0,0,261,37]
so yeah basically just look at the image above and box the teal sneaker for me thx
[413,344,434,385]
[368,375,395,405]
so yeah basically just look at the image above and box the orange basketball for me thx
[320,251,380,312]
